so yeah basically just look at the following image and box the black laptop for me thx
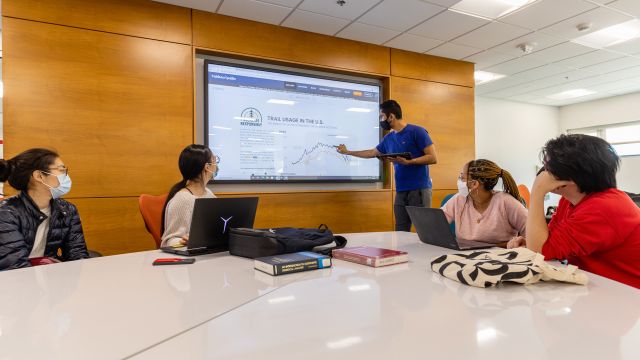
[161,197,259,256]
[406,206,495,250]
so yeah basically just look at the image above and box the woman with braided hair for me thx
[441,159,527,246]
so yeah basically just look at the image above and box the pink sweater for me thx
[441,191,527,244]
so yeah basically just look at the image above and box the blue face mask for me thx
[42,172,72,199]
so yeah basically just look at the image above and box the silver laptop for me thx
[406,206,495,250]
[161,197,259,256]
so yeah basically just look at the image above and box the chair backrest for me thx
[440,193,455,207]
[518,184,531,208]
[439,193,456,236]
[138,194,168,249]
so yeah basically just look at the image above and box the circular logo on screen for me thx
[239,108,262,127]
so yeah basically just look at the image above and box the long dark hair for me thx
[161,144,213,232]
[0,148,60,192]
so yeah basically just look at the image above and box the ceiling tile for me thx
[601,65,640,78]
[153,0,221,12]
[420,0,462,6]
[518,64,579,80]
[426,42,481,59]
[552,50,624,68]
[589,80,640,92]
[475,73,532,94]
[464,50,516,69]
[481,68,593,98]
[336,22,401,45]
[607,0,640,17]
[485,42,593,74]
[500,0,597,30]
[298,0,380,20]
[484,57,549,75]
[218,0,292,25]
[539,6,633,41]
[453,21,531,49]
[408,10,489,41]
[581,56,640,74]
[384,33,444,53]
[507,93,541,102]
[489,32,566,57]
[281,10,350,35]
[607,37,640,55]
[359,0,444,32]
[608,84,640,95]
[260,0,302,6]
[564,70,640,88]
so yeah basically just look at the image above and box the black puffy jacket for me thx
[0,192,89,270]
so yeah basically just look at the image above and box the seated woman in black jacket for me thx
[0,148,88,270]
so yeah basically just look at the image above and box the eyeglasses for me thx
[209,155,220,165]
[45,165,69,175]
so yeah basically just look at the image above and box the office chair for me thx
[138,194,168,249]
[518,184,530,208]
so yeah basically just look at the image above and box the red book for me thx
[332,246,408,267]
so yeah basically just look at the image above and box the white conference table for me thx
[2,232,639,360]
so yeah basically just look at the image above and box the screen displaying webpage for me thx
[206,61,381,181]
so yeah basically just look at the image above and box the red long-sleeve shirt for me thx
[542,188,640,288]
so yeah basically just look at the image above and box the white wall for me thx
[475,97,560,190]
[560,93,640,193]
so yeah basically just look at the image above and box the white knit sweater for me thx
[161,188,215,247]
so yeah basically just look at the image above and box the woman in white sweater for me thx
[161,144,218,247]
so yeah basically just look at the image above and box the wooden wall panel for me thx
[3,18,193,197]
[2,0,474,255]
[219,190,394,233]
[193,11,390,76]
[3,0,191,44]
[391,49,474,88]
[72,197,155,256]
[389,77,475,189]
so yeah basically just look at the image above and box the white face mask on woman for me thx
[41,172,72,199]
[457,179,469,197]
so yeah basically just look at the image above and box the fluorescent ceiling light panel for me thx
[267,99,295,105]
[474,71,506,85]
[451,0,534,20]
[346,107,372,112]
[572,19,640,49]
[546,89,596,100]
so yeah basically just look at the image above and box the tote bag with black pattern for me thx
[430,247,588,288]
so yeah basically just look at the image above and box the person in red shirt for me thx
[508,134,640,288]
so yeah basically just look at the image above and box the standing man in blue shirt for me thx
[337,100,437,231]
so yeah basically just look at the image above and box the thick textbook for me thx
[254,252,332,276]
[332,246,408,267]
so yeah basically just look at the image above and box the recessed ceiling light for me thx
[572,19,640,49]
[546,89,596,100]
[450,0,535,20]
[474,71,506,85]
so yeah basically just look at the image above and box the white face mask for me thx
[41,172,72,199]
[457,179,469,197]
